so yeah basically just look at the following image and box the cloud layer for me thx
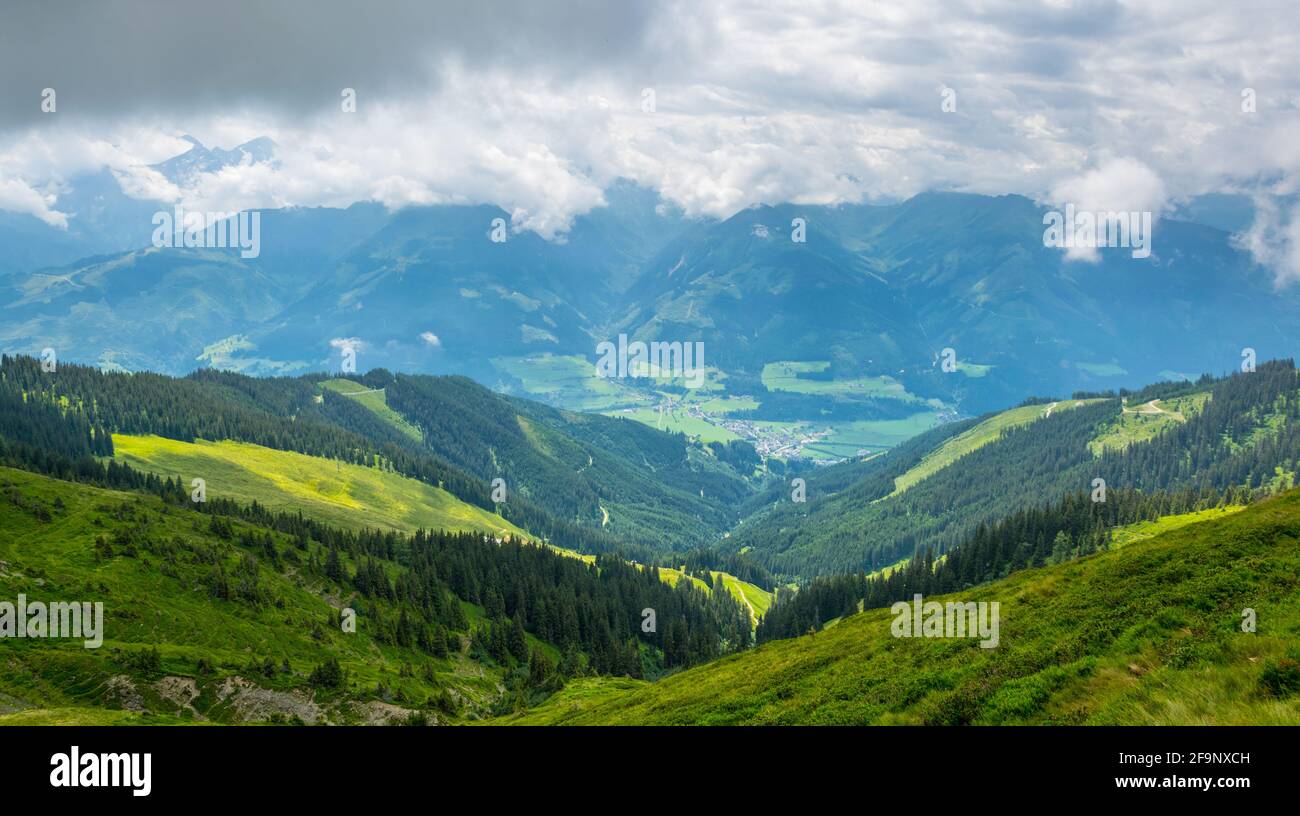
[2,1,1300,275]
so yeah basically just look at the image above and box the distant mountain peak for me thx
[151,136,278,185]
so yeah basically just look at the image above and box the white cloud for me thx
[1236,197,1300,286]
[0,177,66,228]
[419,331,441,347]
[1046,157,1168,262]
[1049,159,1168,216]
[0,0,1298,278]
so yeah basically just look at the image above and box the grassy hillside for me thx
[728,362,1300,578]
[890,399,1102,496]
[112,434,526,539]
[544,547,773,629]
[1088,392,1210,455]
[717,572,773,620]
[495,488,1300,724]
[0,466,503,725]
[724,399,1125,576]
[369,370,761,550]
[318,379,423,442]
[1106,505,1244,549]
[657,567,773,625]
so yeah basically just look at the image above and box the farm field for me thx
[491,353,651,412]
[760,361,924,403]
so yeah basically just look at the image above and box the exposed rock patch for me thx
[215,676,322,724]
[154,676,204,719]
[105,675,146,711]
[350,700,424,726]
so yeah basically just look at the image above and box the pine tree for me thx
[509,613,529,662]
[325,544,344,583]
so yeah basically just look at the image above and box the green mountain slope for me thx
[889,398,1101,496]
[111,434,526,538]
[0,461,753,725]
[0,354,635,557]
[1088,391,1211,455]
[318,379,423,442]
[367,370,764,549]
[10,184,1300,423]
[0,466,495,724]
[109,431,776,623]
[728,361,1300,577]
[495,487,1300,725]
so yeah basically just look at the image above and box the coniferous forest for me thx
[7,4,1300,800]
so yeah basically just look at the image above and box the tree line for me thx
[0,354,653,559]
[756,484,1252,642]
[732,360,1300,578]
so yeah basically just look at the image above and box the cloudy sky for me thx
[2,0,1299,272]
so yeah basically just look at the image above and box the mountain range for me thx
[4,138,1298,435]
[3,350,1299,724]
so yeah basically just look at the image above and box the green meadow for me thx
[491,353,651,412]
[111,434,526,539]
[319,379,424,442]
[889,399,1103,496]
[494,487,1300,725]
[1089,392,1210,455]
[760,361,923,402]
[0,466,500,725]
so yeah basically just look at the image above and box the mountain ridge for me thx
[494,486,1300,725]
[3,156,1289,420]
